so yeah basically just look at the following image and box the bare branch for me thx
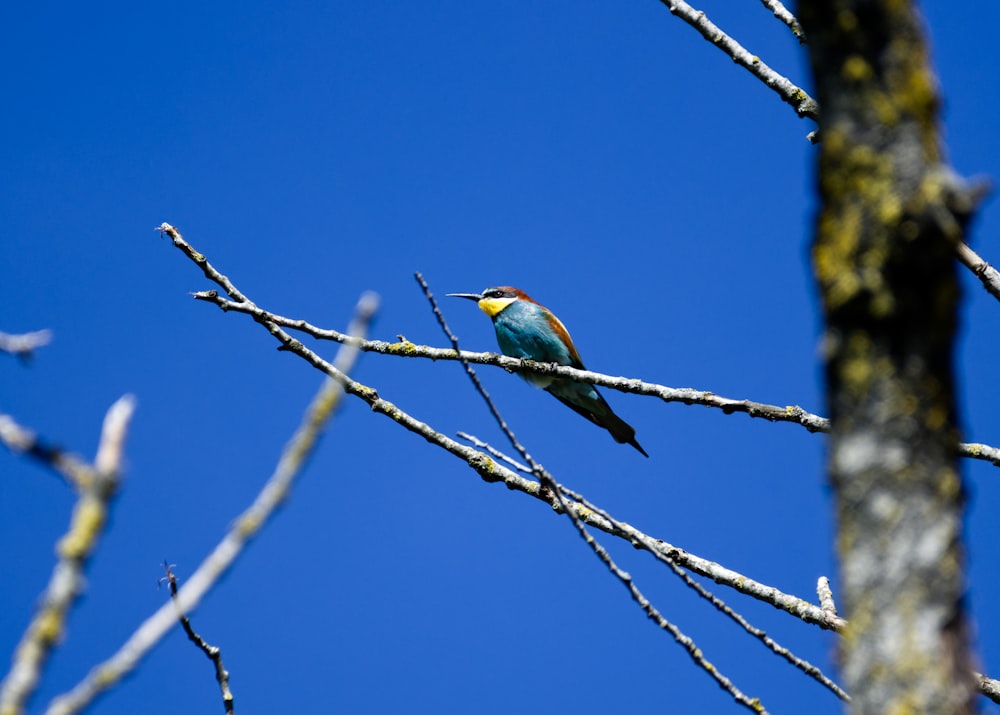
[164,225,1000,698]
[0,413,95,489]
[559,482,848,702]
[758,0,806,43]
[418,273,768,711]
[44,296,377,715]
[976,674,1000,705]
[162,563,234,715]
[0,396,136,715]
[660,6,1000,303]
[416,272,543,474]
[956,241,1000,303]
[186,277,1000,472]
[655,0,817,120]
[155,223,1000,704]
[457,432,532,474]
[157,223,845,632]
[563,495,770,713]
[817,576,838,617]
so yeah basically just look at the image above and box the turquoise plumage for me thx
[448,286,648,457]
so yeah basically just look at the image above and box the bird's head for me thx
[446,286,532,317]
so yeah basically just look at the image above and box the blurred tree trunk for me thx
[798,1,978,713]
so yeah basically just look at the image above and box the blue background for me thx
[2,2,999,713]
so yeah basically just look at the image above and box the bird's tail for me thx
[549,389,649,457]
[600,409,649,458]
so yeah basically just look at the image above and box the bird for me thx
[447,286,648,457]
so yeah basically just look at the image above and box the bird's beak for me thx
[446,293,484,302]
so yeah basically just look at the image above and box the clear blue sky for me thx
[2,2,999,714]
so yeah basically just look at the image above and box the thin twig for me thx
[655,0,817,120]
[162,563,234,714]
[44,295,378,715]
[0,396,136,715]
[185,278,1000,471]
[758,0,806,43]
[563,493,769,712]
[417,273,768,713]
[558,481,848,701]
[457,432,532,474]
[457,428,846,700]
[415,273,543,476]
[466,429,843,698]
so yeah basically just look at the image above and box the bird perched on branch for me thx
[447,286,648,457]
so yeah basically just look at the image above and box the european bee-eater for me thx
[447,286,648,457]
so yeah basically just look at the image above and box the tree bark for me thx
[798,1,978,713]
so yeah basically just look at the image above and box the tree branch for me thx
[758,0,806,42]
[0,330,53,361]
[155,222,1000,702]
[44,295,377,715]
[655,0,817,120]
[0,412,96,490]
[957,240,1000,303]
[161,563,234,715]
[182,270,1000,472]
[418,273,770,712]
[155,222,846,633]
[0,396,136,715]
[560,477,848,701]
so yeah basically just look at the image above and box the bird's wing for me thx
[543,310,585,368]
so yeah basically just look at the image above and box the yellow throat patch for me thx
[477,296,517,318]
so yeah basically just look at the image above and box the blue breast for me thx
[492,301,574,386]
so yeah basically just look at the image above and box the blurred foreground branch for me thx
[0,413,97,490]
[45,294,377,715]
[0,396,136,715]
[0,330,53,361]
